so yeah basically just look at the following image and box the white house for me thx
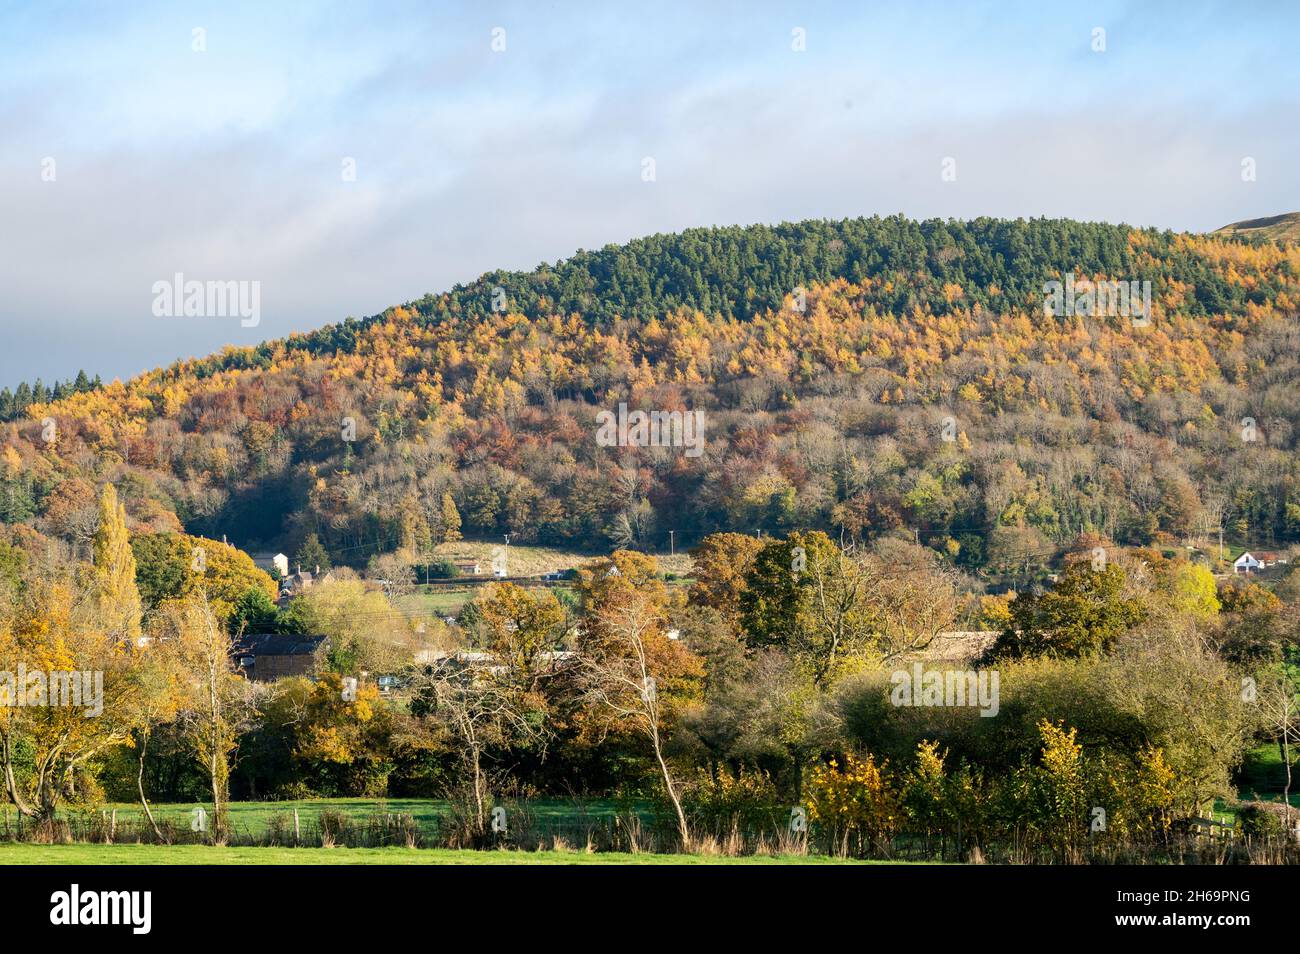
[252,551,290,578]
[1234,551,1289,574]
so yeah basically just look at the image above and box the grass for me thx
[431,540,694,579]
[0,843,881,865]
[399,589,474,617]
[0,796,911,865]
[1215,212,1300,244]
[13,797,640,840]
[401,586,578,619]
[1236,743,1300,808]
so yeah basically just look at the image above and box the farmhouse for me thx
[252,552,290,578]
[1233,551,1289,574]
[233,633,327,681]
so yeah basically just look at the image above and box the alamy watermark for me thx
[595,403,705,458]
[50,884,151,934]
[152,273,260,327]
[890,664,999,717]
[1043,272,1151,326]
[0,665,103,717]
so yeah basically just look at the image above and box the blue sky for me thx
[1,0,1297,384]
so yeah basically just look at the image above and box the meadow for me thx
[1,797,634,842]
[0,843,879,865]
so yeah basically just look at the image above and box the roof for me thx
[234,634,327,657]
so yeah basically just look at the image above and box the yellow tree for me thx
[122,630,186,841]
[472,583,566,692]
[687,532,764,624]
[156,593,246,839]
[440,492,462,543]
[0,566,134,824]
[92,483,142,647]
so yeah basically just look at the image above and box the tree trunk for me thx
[135,729,165,842]
[1,730,36,818]
[650,723,689,848]
[1283,731,1293,828]
[471,743,485,833]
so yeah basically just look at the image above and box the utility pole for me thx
[668,530,675,556]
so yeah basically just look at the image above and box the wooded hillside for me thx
[4,215,1299,573]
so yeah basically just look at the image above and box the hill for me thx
[3,215,1300,577]
[1215,212,1300,243]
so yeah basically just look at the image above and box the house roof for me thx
[234,634,327,657]
[1236,551,1282,563]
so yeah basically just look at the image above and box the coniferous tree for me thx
[295,532,331,573]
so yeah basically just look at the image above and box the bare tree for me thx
[413,660,550,837]
[799,541,959,681]
[1259,666,1300,828]
[578,592,693,847]
[871,558,961,662]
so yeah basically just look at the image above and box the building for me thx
[252,552,290,579]
[233,634,327,681]
[1234,551,1289,574]
[278,565,333,603]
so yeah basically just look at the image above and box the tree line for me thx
[1,494,1295,857]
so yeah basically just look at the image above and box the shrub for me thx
[317,809,350,846]
[805,753,901,855]
[427,558,460,579]
[1237,801,1293,839]
[679,766,782,835]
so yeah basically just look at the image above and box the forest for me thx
[2,215,1297,578]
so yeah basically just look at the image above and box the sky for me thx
[1,0,1297,385]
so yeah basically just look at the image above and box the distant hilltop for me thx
[1214,211,1300,242]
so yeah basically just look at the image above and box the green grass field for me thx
[1237,743,1300,808]
[0,843,879,865]
[1,797,637,841]
[401,586,578,619]
[400,589,476,617]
